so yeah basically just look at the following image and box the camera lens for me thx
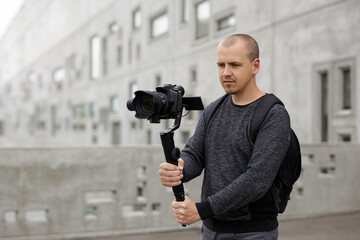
[140,95,154,114]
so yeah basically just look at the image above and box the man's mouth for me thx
[223,79,235,84]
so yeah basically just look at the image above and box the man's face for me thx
[216,40,259,97]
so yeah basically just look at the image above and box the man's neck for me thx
[231,89,265,106]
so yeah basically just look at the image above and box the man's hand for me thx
[172,195,201,225]
[159,158,184,187]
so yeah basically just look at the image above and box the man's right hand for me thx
[159,158,184,187]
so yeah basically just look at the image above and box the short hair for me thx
[220,34,259,62]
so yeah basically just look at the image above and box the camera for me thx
[127,84,203,123]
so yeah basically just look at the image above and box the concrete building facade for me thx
[0,0,359,147]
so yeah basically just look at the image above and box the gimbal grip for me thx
[160,131,186,227]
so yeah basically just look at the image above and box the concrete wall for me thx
[0,144,359,239]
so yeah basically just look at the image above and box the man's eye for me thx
[217,64,224,68]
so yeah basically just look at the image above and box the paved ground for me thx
[76,212,360,240]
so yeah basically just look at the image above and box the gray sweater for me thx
[181,94,290,232]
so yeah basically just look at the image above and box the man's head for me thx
[216,34,261,101]
[219,34,259,62]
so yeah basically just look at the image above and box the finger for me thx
[159,162,178,171]
[160,180,182,187]
[158,168,182,178]
[177,158,184,170]
[160,174,183,182]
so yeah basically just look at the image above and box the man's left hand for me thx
[172,195,201,225]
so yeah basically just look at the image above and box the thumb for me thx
[177,158,184,170]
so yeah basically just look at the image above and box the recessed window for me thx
[137,166,146,178]
[195,0,210,39]
[109,22,119,33]
[53,68,65,91]
[90,35,101,79]
[89,102,96,117]
[4,210,18,223]
[110,96,120,113]
[147,129,152,144]
[216,14,236,31]
[133,8,141,30]
[152,203,161,213]
[73,104,86,118]
[320,71,328,142]
[103,37,108,76]
[0,121,3,135]
[129,82,138,98]
[190,66,197,83]
[342,68,351,110]
[128,39,132,63]
[151,12,169,38]
[117,45,123,66]
[136,44,141,60]
[155,74,162,87]
[340,134,351,142]
[25,209,48,223]
[181,0,190,23]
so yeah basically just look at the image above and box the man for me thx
[159,34,290,240]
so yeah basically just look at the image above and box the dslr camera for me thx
[127,84,203,123]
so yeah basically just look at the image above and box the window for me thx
[128,39,132,63]
[136,181,146,201]
[136,44,141,60]
[181,0,190,23]
[147,129,152,144]
[320,71,328,142]
[313,58,356,143]
[342,68,351,110]
[133,8,141,30]
[53,68,65,91]
[25,209,48,223]
[334,60,354,113]
[103,37,108,76]
[4,210,18,223]
[190,66,197,83]
[110,95,120,113]
[90,36,101,79]
[340,134,351,142]
[216,13,236,31]
[155,74,162,87]
[129,82,138,98]
[73,104,86,118]
[112,121,121,144]
[109,22,119,33]
[151,12,169,38]
[195,0,210,39]
[117,45,123,66]
[151,203,161,213]
[89,102,96,117]
[0,121,3,136]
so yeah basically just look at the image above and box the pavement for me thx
[75,212,360,240]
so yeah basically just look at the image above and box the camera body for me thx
[127,84,203,123]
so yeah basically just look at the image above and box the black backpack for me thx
[207,94,301,213]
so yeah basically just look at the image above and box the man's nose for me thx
[223,65,231,77]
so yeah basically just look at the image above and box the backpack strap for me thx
[205,94,229,127]
[250,94,284,143]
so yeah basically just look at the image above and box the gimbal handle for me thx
[160,129,186,227]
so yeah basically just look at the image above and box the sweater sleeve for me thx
[205,106,291,217]
[180,111,206,183]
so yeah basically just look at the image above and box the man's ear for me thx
[252,58,260,75]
